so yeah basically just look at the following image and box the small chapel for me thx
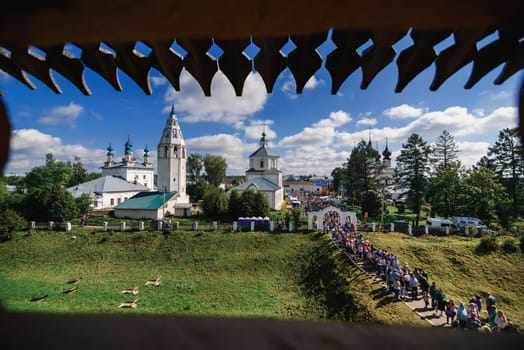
[234,131,284,210]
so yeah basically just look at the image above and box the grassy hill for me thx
[365,232,523,328]
[0,229,428,326]
[2,229,520,329]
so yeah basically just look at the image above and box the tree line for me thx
[331,128,524,228]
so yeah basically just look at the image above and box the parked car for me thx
[451,217,488,230]
[426,218,459,234]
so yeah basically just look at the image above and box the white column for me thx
[103,222,108,231]
[408,224,412,235]
[120,222,126,232]
[138,222,144,231]
[269,221,274,232]
[212,222,217,230]
[250,221,255,232]
[65,222,72,232]
[425,225,429,234]
[371,223,376,232]
[232,221,238,232]
[390,223,395,232]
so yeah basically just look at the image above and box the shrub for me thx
[476,235,498,254]
[501,238,519,254]
[0,208,27,242]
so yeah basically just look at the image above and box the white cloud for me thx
[38,102,83,127]
[185,134,247,174]
[313,110,352,128]
[472,108,485,117]
[384,104,423,119]
[280,77,298,99]
[356,118,377,126]
[280,146,350,176]
[304,76,324,90]
[164,69,267,125]
[150,75,168,87]
[279,127,336,148]
[243,120,276,140]
[455,141,490,168]
[6,128,105,174]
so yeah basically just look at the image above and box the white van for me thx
[451,217,488,230]
[426,218,459,234]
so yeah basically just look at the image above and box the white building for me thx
[101,138,154,190]
[68,175,150,209]
[156,105,192,216]
[70,105,192,217]
[234,132,284,210]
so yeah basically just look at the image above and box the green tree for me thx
[68,156,88,187]
[346,140,381,216]
[187,153,204,181]
[0,208,26,241]
[24,153,72,190]
[427,161,464,217]
[203,154,227,187]
[459,166,510,223]
[432,130,459,168]
[202,186,229,220]
[0,176,7,210]
[187,177,209,202]
[331,166,347,196]
[228,189,242,219]
[21,186,78,222]
[239,189,270,217]
[395,133,432,226]
[75,193,93,216]
[487,127,524,220]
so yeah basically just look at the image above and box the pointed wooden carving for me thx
[177,38,217,96]
[79,43,122,91]
[252,36,288,93]
[326,29,370,94]
[215,38,252,96]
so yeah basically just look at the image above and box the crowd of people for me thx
[321,208,518,333]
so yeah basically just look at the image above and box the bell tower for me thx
[157,105,188,203]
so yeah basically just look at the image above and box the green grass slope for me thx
[0,230,429,327]
[365,232,524,328]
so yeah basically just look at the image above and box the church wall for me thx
[101,167,154,190]
[97,190,145,209]
[114,208,162,220]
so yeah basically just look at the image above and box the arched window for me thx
[260,160,264,168]
[174,145,178,157]
[164,146,168,158]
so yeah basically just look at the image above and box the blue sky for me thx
[0,30,521,177]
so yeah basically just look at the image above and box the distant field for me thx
[0,230,428,326]
[366,232,524,329]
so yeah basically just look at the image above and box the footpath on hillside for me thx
[337,245,449,327]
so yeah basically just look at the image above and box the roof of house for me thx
[67,176,150,198]
[235,177,281,192]
[114,191,177,210]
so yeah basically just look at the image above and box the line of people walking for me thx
[326,219,518,333]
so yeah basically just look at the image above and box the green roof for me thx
[114,191,177,210]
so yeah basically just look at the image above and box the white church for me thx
[68,105,192,218]
[234,131,284,210]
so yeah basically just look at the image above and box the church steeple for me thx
[143,144,151,166]
[123,134,134,164]
[157,105,188,201]
[382,138,392,160]
[105,142,114,167]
